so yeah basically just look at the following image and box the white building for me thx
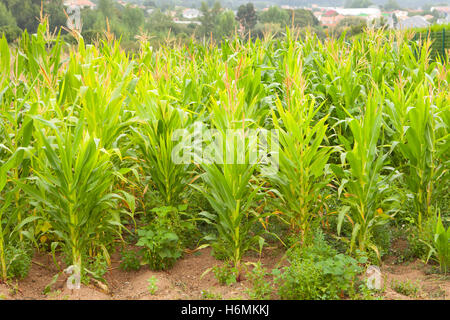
[392,10,408,19]
[182,9,202,19]
[335,8,382,20]
[398,16,430,29]
[430,7,450,14]
[437,14,450,25]
[63,0,96,10]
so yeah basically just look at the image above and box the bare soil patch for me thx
[0,247,448,300]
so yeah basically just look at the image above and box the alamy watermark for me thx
[171,122,279,173]
[66,5,82,32]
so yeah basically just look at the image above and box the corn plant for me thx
[0,35,40,281]
[332,91,400,258]
[132,97,192,206]
[192,63,276,272]
[395,83,448,227]
[0,176,12,282]
[18,113,124,280]
[0,145,36,282]
[266,42,334,240]
[1,22,449,283]
[0,139,38,282]
[425,213,449,274]
[78,53,138,151]
[194,139,264,274]
[269,96,333,242]
[194,101,267,274]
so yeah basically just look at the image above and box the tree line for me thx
[0,0,376,48]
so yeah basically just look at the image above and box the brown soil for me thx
[0,247,448,300]
[381,259,449,300]
[0,246,285,300]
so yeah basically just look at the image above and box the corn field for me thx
[0,22,449,297]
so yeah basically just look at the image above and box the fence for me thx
[412,28,449,60]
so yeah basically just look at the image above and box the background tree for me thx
[289,9,320,28]
[200,1,222,38]
[0,2,16,28]
[259,6,290,26]
[236,3,257,34]
[392,13,399,27]
[122,5,145,37]
[384,0,402,11]
[344,0,373,8]
[332,16,367,38]
[98,0,115,20]
[216,9,238,39]
[3,0,41,33]
[44,0,67,33]
[0,2,21,41]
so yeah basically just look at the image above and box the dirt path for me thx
[0,247,448,300]
[0,246,283,300]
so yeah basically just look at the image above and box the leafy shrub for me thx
[364,223,393,263]
[87,254,109,278]
[119,250,141,272]
[406,226,429,261]
[136,226,182,271]
[80,253,110,284]
[274,231,366,300]
[5,245,32,280]
[212,262,237,286]
[392,279,421,297]
[148,205,198,249]
[371,223,392,259]
[274,257,325,299]
[246,262,272,300]
[350,282,383,300]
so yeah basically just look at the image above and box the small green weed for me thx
[147,276,158,295]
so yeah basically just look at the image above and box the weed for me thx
[136,226,182,271]
[212,263,237,286]
[119,250,141,272]
[246,262,272,300]
[201,290,222,300]
[274,230,366,300]
[391,279,421,297]
[147,276,158,295]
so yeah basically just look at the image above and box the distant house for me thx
[63,0,96,9]
[324,10,338,16]
[319,14,345,27]
[182,9,202,19]
[430,7,450,15]
[437,14,450,25]
[166,10,177,18]
[174,20,201,26]
[397,16,430,29]
[431,6,450,25]
[335,8,381,20]
[392,10,408,19]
